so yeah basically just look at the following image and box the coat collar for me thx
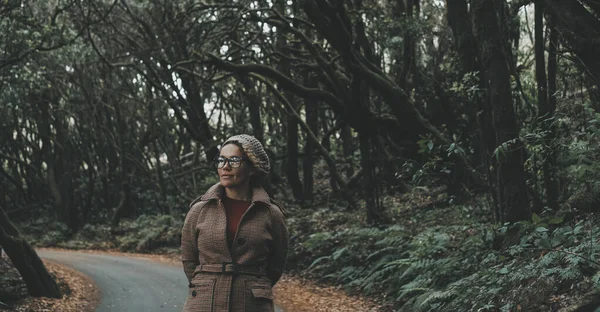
[200,182,270,205]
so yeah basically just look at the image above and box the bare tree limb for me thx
[250,73,348,189]
[203,52,345,110]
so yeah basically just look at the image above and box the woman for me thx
[181,134,288,312]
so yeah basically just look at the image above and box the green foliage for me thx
[115,214,183,253]
[436,217,600,311]
[409,135,458,186]
[37,225,70,247]
[23,214,183,254]
[302,225,411,293]
[492,138,519,161]
[554,104,600,214]
[295,217,488,307]
[290,201,600,311]
[22,217,71,247]
[449,71,481,101]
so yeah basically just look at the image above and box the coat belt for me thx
[197,262,266,276]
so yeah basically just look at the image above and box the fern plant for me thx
[295,206,600,311]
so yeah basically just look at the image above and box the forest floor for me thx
[0,249,385,312]
[0,256,100,312]
[3,185,598,311]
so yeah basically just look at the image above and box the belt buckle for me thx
[221,262,238,275]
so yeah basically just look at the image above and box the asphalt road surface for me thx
[38,249,282,312]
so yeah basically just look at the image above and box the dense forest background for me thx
[2,0,600,310]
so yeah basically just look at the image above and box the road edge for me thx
[36,248,385,311]
[9,257,102,312]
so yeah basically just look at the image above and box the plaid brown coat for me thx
[180,183,288,312]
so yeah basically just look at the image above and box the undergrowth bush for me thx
[22,217,71,247]
[23,214,184,254]
[431,214,600,312]
[116,214,182,252]
[290,202,600,311]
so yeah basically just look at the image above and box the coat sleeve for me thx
[267,202,289,286]
[181,202,203,282]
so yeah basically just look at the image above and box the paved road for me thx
[38,249,282,312]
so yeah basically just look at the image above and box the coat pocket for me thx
[244,281,274,312]
[183,278,216,312]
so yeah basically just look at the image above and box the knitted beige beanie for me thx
[222,134,270,174]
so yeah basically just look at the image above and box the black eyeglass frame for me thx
[214,156,248,168]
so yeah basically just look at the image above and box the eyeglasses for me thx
[215,156,247,168]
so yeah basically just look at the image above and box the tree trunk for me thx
[446,0,483,142]
[284,91,304,202]
[351,50,387,224]
[154,141,169,214]
[276,0,304,202]
[447,0,495,200]
[393,0,406,87]
[228,28,265,143]
[354,0,387,223]
[341,125,354,178]
[303,74,318,202]
[320,109,339,192]
[1,160,25,204]
[37,91,60,220]
[111,183,132,228]
[396,0,421,94]
[82,163,95,224]
[399,0,416,91]
[54,114,77,231]
[358,131,386,225]
[473,0,530,222]
[545,10,560,210]
[446,0,478,73]
[535,0,559,211]
[36,89,77,230]
[0,206,61,298]
[179,73,219,160]
[111,102,134,228]
[544,0,600,94]
[237,75,265,143]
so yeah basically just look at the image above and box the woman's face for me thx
[217,143,252,188]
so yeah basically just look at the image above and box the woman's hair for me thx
[221,141,265,188]
[221,134,270,174]
[220,134,273,196]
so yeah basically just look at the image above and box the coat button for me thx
[192,290,197,297]
[237,238,246,246]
